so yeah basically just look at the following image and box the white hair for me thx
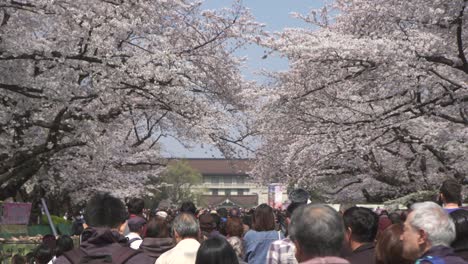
[410,201,455,246]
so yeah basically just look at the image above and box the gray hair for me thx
[409,201,455,246]
[289,204,344,257]
[172,213,199,239]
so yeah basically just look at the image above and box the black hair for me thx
[11,254,27,264]
[217,208,228,218]
[55,235,74,257]
[388,212,402,225]
[127,198,145,215]
[195,236,239,264]
[289,189,310,204]
[440,179,462,204]
[34,243,53,264]
[286,202,304,218]
[180,201,197,215]
[450,209,468,250]
[343,206,379,243]
[84,192,127,228]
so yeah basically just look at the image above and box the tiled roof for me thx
[168,159,252,175]
[200,194,258,208]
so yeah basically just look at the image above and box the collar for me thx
[353,243,375,253]
[421,245,455,258]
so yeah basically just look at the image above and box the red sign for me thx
[1,202,32,225]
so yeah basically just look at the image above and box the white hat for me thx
[156,211,168,219]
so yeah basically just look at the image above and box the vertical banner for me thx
[268,183,283,209]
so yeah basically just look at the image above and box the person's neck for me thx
[350,240,365,251]
[444,203,459,209]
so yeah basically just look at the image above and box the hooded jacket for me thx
[139,237,174,262]
[54,227,153,264]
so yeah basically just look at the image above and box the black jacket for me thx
[55,227,153,264]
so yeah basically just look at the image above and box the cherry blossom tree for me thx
[0,0,261,203]
[254,0,468,202]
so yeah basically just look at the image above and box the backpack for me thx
[62,246,142,264]
[415,255,445,264]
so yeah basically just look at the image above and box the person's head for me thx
[229,208,241,218]
[343,206,379,245]
[289,204,344,262]
[376,224,412,264]
[84,192,127,229]
[401,201,455,260]
[55,235,74,257]
[388,212,402,224]
[199,213,216,233]
[286,202,303,219]
[217,208,228,219]
[41,234,56,252]
[449,209,468,250]
[440,179,462,205]
[226,236,244,259]
[252,203,275,231]
[172,213,199,242]
[11,254,27,264]
[127,198,145,215]
[127,215,147,234]
[289,188,310,204]
[146,216,170,238]
[180,201,197,215]
[195,236,239,264]
[226,217,244,237]
[34,243,53,264]
[339,203,355,215]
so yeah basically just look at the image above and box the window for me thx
[203,176,211,183]
[224,175,232,185]
[225,189,231,196]
[211,176,219,184]
[237,176,245,184]
[238,189,244,196]
[212,189,218,195]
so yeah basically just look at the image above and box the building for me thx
[174,159,278,208]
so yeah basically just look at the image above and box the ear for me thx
[346,227,352,241]
[293,240,303,263]
[117,221,126,234]
[418,229,427,245]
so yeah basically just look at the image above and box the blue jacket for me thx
[244,229,284,264]
[417,245,468,264]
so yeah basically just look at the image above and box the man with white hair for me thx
[400,201,468,264]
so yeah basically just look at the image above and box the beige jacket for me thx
[155,238,200,264]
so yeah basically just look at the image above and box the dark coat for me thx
[455,247,468,261]
[139,237,175,262]
[418,245,468,264]
[55,227,153,264]
[346,243,376,264]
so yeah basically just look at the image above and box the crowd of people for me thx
[10,178,468,264]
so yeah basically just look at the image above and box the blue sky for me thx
[161,0,325,158]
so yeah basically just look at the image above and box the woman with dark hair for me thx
[139,216,175,262]
[375,224,412,264]
[55,235,74,257]
[243,204,283,264]
[48,235,74,263]
[450,209,468,260]
[195,236,239,264]
[34,243,53,264]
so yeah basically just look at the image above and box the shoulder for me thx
[54,255,72,264]
[127,251,154,264]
